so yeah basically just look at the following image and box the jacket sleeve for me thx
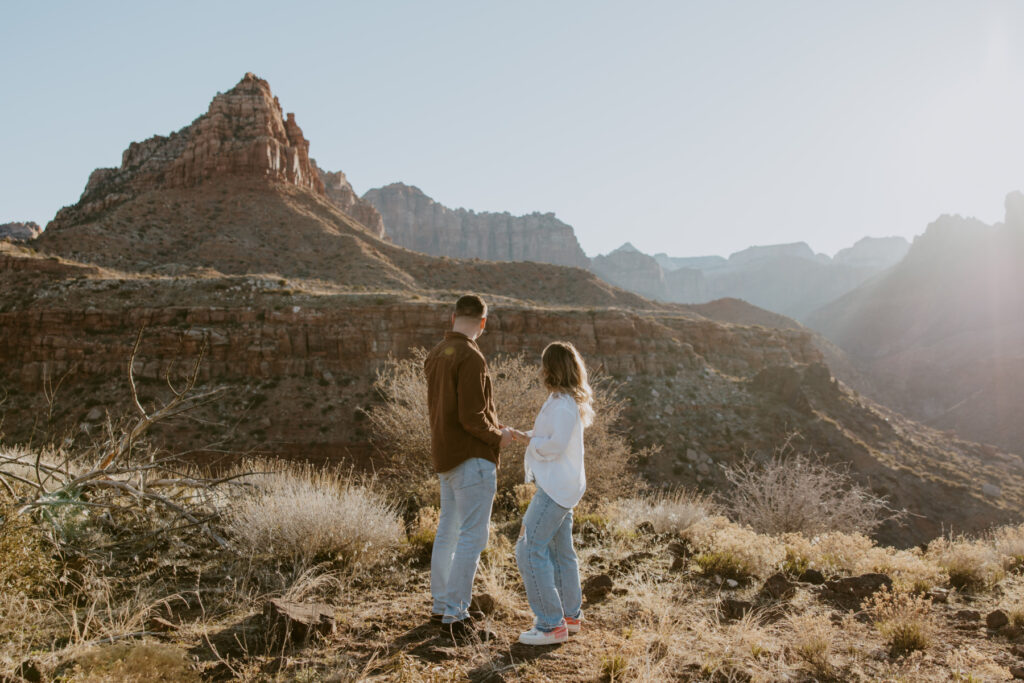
[456,354,504,448]
[528,400,578,461]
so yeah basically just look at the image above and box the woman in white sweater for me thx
[509,341,593,646]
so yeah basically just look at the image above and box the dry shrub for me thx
[226,462,403,570]
[365,350,638,509]
[685,517,784,581]
[781,531,875,577]
[0,503,55,595]
[863,586,936,657]
[68,642,196,682]
[723,448,899,536]
[858,546,945,593]
[406,506,439,558]
[787,611,835,676]
[614,488,716,536]
[993,523,1024,572]
[925,535,1005,592]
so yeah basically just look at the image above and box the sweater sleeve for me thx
[528,399,578,461]
[456,354,504,448]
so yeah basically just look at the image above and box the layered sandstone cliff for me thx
[317,167,385,238]
[46,72,324,234]
[362,183,590,268]
[0,221,41,242]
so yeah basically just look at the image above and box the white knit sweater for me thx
[524,393,586,509]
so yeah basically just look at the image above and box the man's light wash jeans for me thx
[515,487,583,632]
[431,457,497,623]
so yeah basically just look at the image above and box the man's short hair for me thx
[454,294,487,319]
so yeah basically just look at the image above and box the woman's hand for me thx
[509,428,530,443]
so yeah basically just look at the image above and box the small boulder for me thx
[667,540,693,559]
[583,574,614,602]
[953,609,981,622]
[760,572,797,601]
[986,609,1009,630]
[798,568,826,585]
[721,599,753,620]
[825,573,892,600]
[927,587,950,603]
[85,406,104,422]
[821,573,892,608]
[1011,665,1024,680]
[471,593,496,616]
[264,598,336,646]
[982,483,1002,498]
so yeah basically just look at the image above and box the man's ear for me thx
[480,317,487,330]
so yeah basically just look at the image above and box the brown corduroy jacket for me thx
[424,331,503,473]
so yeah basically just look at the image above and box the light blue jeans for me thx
[431,457,497,623]
[515,487,583,632]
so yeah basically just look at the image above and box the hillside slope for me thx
[808,195,1024,455]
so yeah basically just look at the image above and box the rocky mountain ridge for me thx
[362,183,591,268]
[809,193,1024,456]
[0,221,41,242]
[1,73,1018,546]
[360,181,910,321]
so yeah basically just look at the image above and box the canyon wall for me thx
[363,183,590,268]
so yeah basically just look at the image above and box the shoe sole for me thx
[519,628,569,645]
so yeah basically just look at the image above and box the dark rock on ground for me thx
[264,598,336,646]
[987,609,1010,630]
[954,609,982,622]
[760,572,797,601]
[721,599,754,620]
[798,568,826,585]
[583,574,614,602]
[471,593,496,616]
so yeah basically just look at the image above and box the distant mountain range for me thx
[808,193,1024,456]
[360,184,909,321]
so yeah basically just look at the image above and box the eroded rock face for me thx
[590,243,669,300]
[47,73,324,233]
[317,168,385,239]
[362,183,590,268]
[0,222,41,242]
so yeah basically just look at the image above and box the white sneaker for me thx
[564,614,583,634]
[518,622,569,646]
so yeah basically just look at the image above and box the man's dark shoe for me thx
[431,610,484,624]
[441,618,495,644]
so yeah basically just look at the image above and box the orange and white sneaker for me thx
[564,615,583,634]
[518,622,569,646]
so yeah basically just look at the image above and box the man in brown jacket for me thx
[424,294,512,643]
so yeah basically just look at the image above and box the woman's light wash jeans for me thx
[431,457,497,624]
[515,487,583,632]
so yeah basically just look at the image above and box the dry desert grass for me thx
[3,443,1024,681]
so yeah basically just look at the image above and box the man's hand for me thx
[499,427,514,448]
[509,428,530,443]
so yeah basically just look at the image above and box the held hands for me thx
[508,428,530,444]
[499,426,530,448]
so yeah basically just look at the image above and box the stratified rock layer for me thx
[46,72,324,233]
[317,167,385,238]
[0,221,41,242]
[363,183,590,268]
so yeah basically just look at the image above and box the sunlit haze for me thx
[2,0,1022,257]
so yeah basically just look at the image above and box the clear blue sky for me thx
[2,1,1022,258]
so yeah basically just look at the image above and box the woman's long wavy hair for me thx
[541,341,595,427]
